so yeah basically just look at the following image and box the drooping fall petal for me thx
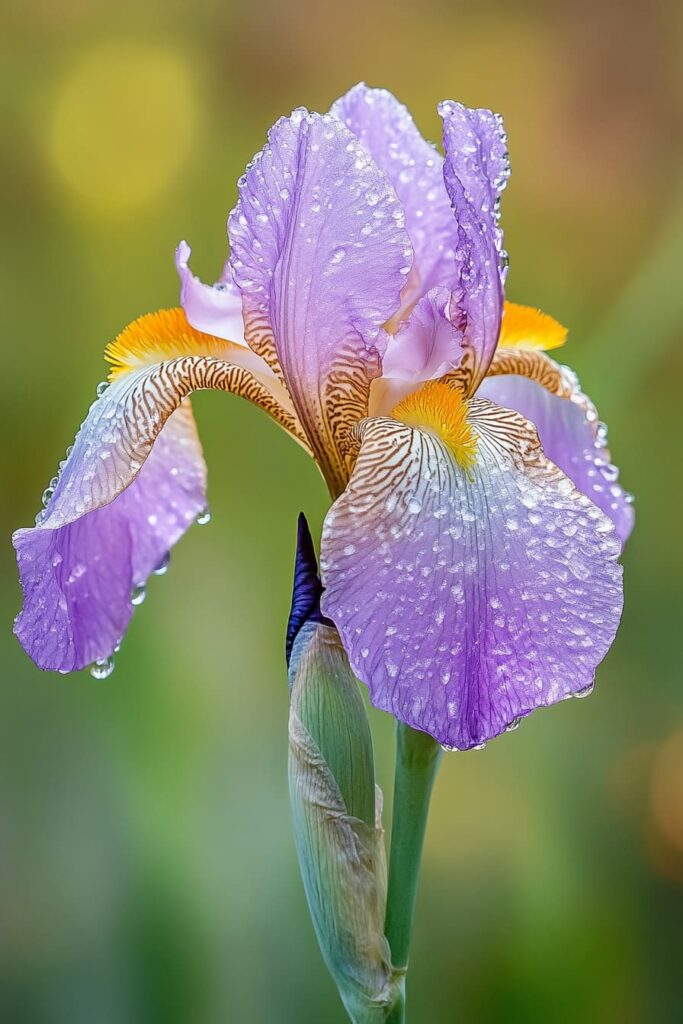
[479,349,634,544]
[13,309,306,672]
[14,404,205,672]
[321,392,623,750]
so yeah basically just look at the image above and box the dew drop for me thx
[574,682,595,699]
[96,381,110,398]
[131,584,146,606]
[153,552,171,576]
[196,508,212,526]
[90,655,115,680]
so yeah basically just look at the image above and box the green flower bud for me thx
[287,516,402,1022]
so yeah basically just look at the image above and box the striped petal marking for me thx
[13,308,308,672]
[320,385,623,749]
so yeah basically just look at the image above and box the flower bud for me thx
[287,515,401,1021]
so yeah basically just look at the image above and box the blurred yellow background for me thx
[1,1,682,1021]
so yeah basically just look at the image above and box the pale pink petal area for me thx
[321,403,623,750]
[176,240,246,344]
[479,368,634,545]
[439,102,510,393]
[228,108,413,495]
[330,83,458,306]
[381,287,464,384]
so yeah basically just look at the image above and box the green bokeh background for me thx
[2,1,682,1021]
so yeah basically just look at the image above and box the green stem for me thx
[383,723,443,1022]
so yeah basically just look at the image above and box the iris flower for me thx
[13,84,632,750]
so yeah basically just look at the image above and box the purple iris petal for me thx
[228,107,413,494]
[330,84,458,305]
[176,240,246,344]
[478,372,634,545]
[13,381,206,671]
[439,102,510,392]
[320,403,623,750]
[381,286,464,383]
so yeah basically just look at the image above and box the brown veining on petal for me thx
[482,347,574,397]
[241,305,289,384]
[143,356,312,453]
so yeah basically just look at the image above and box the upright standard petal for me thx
[176,240,246,344]
[14,309,308,672]
[229,108,413,496]
[330,84,458,309]
[479,349,634,544]
[321,388,623,750]
[439,101,510,396]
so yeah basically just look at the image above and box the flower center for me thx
[392,380,478,474]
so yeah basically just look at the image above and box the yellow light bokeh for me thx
[651,728,683,855]
[48,41,199,217]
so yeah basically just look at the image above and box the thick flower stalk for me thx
[13,83,631,750]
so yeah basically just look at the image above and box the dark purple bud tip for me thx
[286,513,332,667]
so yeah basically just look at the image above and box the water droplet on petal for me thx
[131,584,146,606]
[505,717,521,732]
[90,655,115,680]
[96,381,110,397]
[574,682,595,699]
[196,508,212,526]
[153,552,171,576]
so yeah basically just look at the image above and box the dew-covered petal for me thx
[330,83,457,309]
[13,404,206,672]
[380,287,464,385]
[479,350,634,544]
[229,108,412,496]
[13,310,309,672]
[320,403,624,750]
[176,240,247,344]
[439,101,510,395]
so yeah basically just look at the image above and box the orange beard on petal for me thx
[498,301,568,351]
[105,307,239,380]
[392,380,478,475]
